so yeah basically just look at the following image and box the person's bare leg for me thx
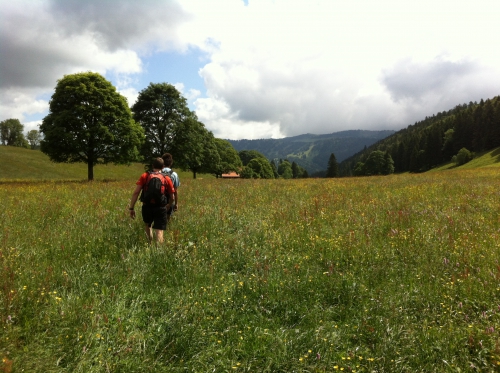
[144,225,153,244]
[155,229,164,244]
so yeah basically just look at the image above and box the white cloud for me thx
[194,96,284,139]
[2,0,500,139]
[184,0,500,138]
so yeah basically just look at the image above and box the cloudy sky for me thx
[1,0,499,140]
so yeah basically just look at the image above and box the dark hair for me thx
[152,157,164,170]
[162,153,173,167]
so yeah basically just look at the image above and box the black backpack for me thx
[140,171,168,206]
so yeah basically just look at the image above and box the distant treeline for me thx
[339,96,500,175]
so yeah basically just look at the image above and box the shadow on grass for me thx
[491,147,500,162]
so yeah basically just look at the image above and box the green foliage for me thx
[132,82,194,160]
[170,118,220,179]
[239,165,256,179]
[238,149,267,166]
[340,96,500,175]
[353,151,394,176]
[26,130,41,150]
[0,118,28,148]
[278,159,293,179]
[382,151,395,174]
[2,169,500,371]
[353,161,365,176]
[453,147,474,166]
[40,72,144,181]
[326,152,338,177]
[270,160,279,178]
[213,139,242,178]
[364,150,385,175]
[246,157,274,179]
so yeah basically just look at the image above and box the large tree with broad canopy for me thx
[131,83,195,161]
[40,72,144,181]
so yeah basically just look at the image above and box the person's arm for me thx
[129,184,142,219]
[165,178,176,209]
[173,173,179,211]
[173,189,178,211]
[167,191,175,208]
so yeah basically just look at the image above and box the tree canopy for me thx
[238,150,267,166]
[169,118,220,179]
[0,118,28,148]
[353,150,395,176]
[26,130,42,150]
[243,157,274,179]
[40,72,144,181]
[132,83,194,161]
[213,138,242,178]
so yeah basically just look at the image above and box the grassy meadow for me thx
[1,147,500,372]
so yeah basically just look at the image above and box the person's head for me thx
[162,153,173,168]
[152,157,164,170]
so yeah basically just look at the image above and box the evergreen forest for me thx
[339,96,500,176]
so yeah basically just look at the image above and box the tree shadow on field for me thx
[491,147,500,163]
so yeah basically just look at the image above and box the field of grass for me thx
[1,164,500,372]
[0,146,197,182]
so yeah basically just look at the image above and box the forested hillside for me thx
[339,96,500,176]
[228,130,394,174]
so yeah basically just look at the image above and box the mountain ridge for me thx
[227,129,395,174]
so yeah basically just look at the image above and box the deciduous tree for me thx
[0,118,28,148]
[26,129,42,150]
[40,72,144,181]
[169,118,220,179]
[132,83,194,160]
[247,157,274,179]
[213,138,242,178]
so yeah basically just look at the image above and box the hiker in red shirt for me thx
[128,157,175,244]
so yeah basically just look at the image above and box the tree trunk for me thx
[192,171,197,179]
[88,161,94,181]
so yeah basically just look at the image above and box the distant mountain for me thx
[227,130,395,174]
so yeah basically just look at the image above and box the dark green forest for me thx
[339,96,500,176]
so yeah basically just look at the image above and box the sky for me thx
[1,0,500,140]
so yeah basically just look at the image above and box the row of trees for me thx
[237,150,309,179]
[0,119,42,149]
[35,72,246,180]
[3,72,311,181]
[340,96,500,175]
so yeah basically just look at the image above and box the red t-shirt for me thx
[136,171,175,194]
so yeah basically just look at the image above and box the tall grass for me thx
[1,169,500,372]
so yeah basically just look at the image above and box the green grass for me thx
[1,166,500,372]
[430,147,500,172]
[0,146,195,182]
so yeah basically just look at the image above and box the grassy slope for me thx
[0,146,194,182]
[429,146,500,172]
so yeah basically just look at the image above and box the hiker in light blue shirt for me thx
[161,153,180,222]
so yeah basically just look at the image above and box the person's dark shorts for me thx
[167,204,175,217]
[142,205,168,230]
